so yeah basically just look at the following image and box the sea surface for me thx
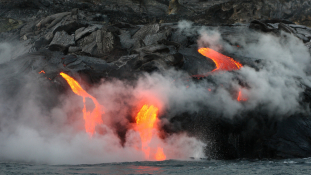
[1,158,311,175]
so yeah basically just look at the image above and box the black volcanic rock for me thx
[49,31,75,51]
[268,115,311,158]
[75,25,101,41]
[132,24,160,40]
[1,0,311,26]
[143,27,172,46]
[38,12,71,29]
[249,20,311,49]
[77,27,123,60]
[200,0,311,26]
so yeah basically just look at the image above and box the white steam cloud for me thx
[0,66,206,165]
[178,20,311,117]
[0,42,31,63]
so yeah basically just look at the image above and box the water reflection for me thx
[129,165,163,174]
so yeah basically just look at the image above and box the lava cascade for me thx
[60,72,104,135]
[155,147,166,161]
[135,104,166,161]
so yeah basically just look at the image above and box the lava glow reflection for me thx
[60,72,104,135]
[136,104,166,161]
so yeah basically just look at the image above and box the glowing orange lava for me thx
[155,147,166,161]
[60,72,104,135]
[237,89,248,102]
[39,70,45,74]
[194,48,248,101]
[135,104,166,161]
[198,48,242,72]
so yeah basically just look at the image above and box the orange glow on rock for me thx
[39,70,45,74]
[237,89,248,102]
[60,72,104,135]
[135,104,166,161]
[198,48,242,72]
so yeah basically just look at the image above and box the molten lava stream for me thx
[198,47,242,71]
[192,48,243,78]
[194,48,248,101]
[60,72,104,136]
[39,70,45,74]
[155,147,166,161]
[136,104,166,161]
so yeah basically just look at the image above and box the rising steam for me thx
[178,20,311,117]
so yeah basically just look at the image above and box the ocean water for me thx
[1,158,311,175]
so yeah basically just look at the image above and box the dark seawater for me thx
[1,158,311,175]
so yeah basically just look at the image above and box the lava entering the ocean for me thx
[60,72,166,160]
[60,72,104,135]
[135,104,166,161]
[155,147,166,161]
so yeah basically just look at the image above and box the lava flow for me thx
[60,72,104,135]
[39,70,45,74]
[193,48,243,78]
[195,48,248,102]
[155,147,166,161]
[198,47,242,72]
[135,104,166,161]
